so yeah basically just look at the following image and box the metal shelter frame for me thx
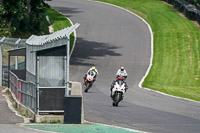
[0,23,80,114]
[0,37,26,86]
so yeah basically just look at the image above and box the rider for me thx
[84,66,98,83]
[116,66,127,80]
[110,67,128,98]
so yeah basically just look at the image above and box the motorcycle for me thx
[83,70,96,92]
[111,77,126,106]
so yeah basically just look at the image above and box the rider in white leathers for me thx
[116,66,127,80]
[110,67,128,98]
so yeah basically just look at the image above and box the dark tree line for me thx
[0,0,49,37]
[194,0,200,4]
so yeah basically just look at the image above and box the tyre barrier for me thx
[174,0,189,12]
[184,4,200,20]
[162,0,200,25]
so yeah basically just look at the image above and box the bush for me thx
[0,0,49,37]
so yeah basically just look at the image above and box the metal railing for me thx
[2,68,8,86]
[9,71,36,113]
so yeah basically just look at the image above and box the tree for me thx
[0,0,3,5]
[0,0,48,37]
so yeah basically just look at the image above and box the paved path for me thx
[0,87,23,124]
[47,0,200,133]
[0,87,48,133]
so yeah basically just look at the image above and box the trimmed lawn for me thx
[96,0,200,101]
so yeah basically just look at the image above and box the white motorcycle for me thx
[83,70,96,93]
[111,78,126,106]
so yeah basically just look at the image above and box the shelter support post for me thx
[65,36,70,97]
[36,56,40,115]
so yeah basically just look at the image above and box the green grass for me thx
[45,7,75,51]
[96,0,200,101]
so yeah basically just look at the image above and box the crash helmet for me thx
[92,66,96,70]
[120,66,124,71]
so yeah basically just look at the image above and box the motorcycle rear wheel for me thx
[84,85,89,92]
[84,82,91,93]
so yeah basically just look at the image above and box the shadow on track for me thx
[52,6,82,17]
[70,37,121,66]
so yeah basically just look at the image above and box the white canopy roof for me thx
[26,23,80,45]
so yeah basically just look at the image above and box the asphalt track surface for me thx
[47,0,200,133]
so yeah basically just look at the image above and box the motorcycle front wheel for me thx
[112,92,121,106]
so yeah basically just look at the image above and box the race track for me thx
[47,0,200,133]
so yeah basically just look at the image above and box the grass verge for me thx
[45,6,75,51]
[96,0,200,101]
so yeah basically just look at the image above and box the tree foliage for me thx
[0,0,49,37]
[194,0,200,4]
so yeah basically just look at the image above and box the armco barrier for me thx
[174,0,189,12]
[164,0,175,4]
[197,12,200,24]
[184,4,199,20]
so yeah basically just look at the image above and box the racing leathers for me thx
[84,67,98,83]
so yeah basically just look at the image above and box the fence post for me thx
[0,44,2,86]
[36,56,40,114]
[15,39,21,70]
[0,37,5,86]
